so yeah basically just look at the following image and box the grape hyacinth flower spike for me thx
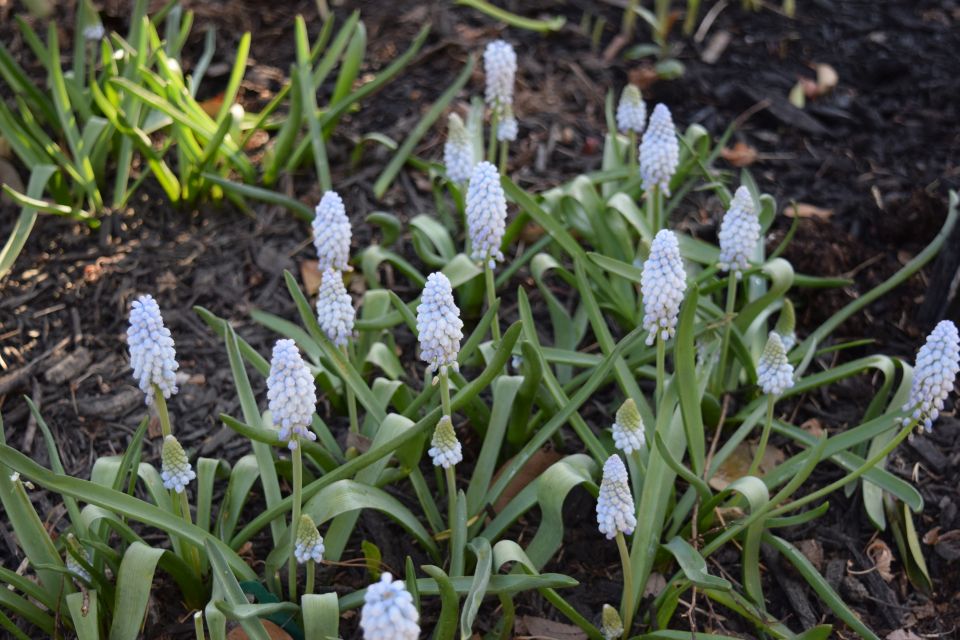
[161,435,195,493]
[316,268,355,348]
[294,514,325,565]
[416,272,463,379]
[902,320,959,432]
[616,85,646,134]
[639,103,679,197]
[127,294,179,408]
[466,161,507,270]
[612,398,645,454]
[641,230,687,346]
[717,186,760,278]
[266,339,317,449]
[597,455,637,539]
[429,415,462,469]
[597,454,637,633]
[757,332,794,397]
[484,39,517,140]
[444,113,474,185]
[361,572,420,640]
[312,190,352,272]
[749,331,795,476]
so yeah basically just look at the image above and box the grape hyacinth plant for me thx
[4,25,960,640]
[639,103,679,229]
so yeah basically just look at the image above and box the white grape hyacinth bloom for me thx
[361,572,420,640]
[616,85,647,134]
[717,186,761,278]
[484,40,516,121]
[612,398,645,454]
[294,514,325,564]
[444,113,474,185]
[639,103,679,196]
[596,454,637,539]
[316,268,355,347]
[641,230,687,346]
[902,320,959,431]
[128,294,179,405]
[266,339,317,449]
[417,272,463,376]
[466,161,507,269]
[428,415,462,468]
[757,332,794,396]
[312,191,352,272]
[160,435,195,493]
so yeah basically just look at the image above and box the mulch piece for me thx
[1,0,959,637]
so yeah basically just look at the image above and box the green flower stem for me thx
[622,0,638,36]
[305,559,315,596]
[288,444,303,602]
[176,490,201,576]
[747,395,776,477]
[498,140,509,174]
[655,337,666,411]
[627,130,638,171]
[439,370,453,418]
[485,264,502,344]
[615,531,635,635]
[647,184,665,232]
[767,418,917,519]
[193,611,205,640]
[715,273,738,392]
[153,386,173,438]
[487,109,499,163]
[444,464,457,550]
[342,344,359,434]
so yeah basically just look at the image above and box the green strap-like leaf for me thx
[109,542,164,640]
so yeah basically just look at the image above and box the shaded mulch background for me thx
[1,0,958,637]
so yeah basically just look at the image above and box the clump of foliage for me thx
[1,23,959,640]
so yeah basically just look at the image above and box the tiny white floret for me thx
[616,85,646,134]
[757,332,794,396]
[466,161,508,269]
[416,273,463,376]
[294,514,325,564]
[316,268,355,347]
[160,435,195,493]
[428,415,462,468]
[717,186,761,278]
[444,113,475,185]
[639,104,679,196]
[612,398,645,454]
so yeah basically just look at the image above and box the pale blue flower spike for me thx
[718,186,761,279]
[312,190,352,272]
[360,572,420,640]
[612,399,645,455]
[161,434,196,493]
[444,113,475,185]
[596,454,637,540]
[266,339,317,449]
[316,268,355,347]
[902,320,960,431]
[640,103,679,196]
[466,161,508,269]
[128,294,179,405]
[294,514,325,565]
[416,272,463,376]
[616,85,647,134]
[757,331,795,397]
[428,415,462,468]
[640,229,687,346]
[484,39,516,109]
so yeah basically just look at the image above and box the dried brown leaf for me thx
[785,203,834,220]
[866,538,895,582]
[227,620,292,640]
[492,448,562,512]
[797,539,824,572]
[300,260,322,296]
[709,441,783,490]
[516,616,587,640]
[720,141,758,167]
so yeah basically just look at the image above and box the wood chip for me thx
[44,348,93,385]
[701,30,731,64]
[784,203,834,220]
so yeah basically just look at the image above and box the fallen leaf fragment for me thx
[885,630,922,640]
[815,63,839,95]
[866,538,895,582]
[300,260,322,295]
[797,539,824,571]
[227,620,292,640]
[720,141,759,167]
[709,441,783,490]
[785,203,834,220]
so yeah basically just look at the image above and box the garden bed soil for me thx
[1,0,959,637]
